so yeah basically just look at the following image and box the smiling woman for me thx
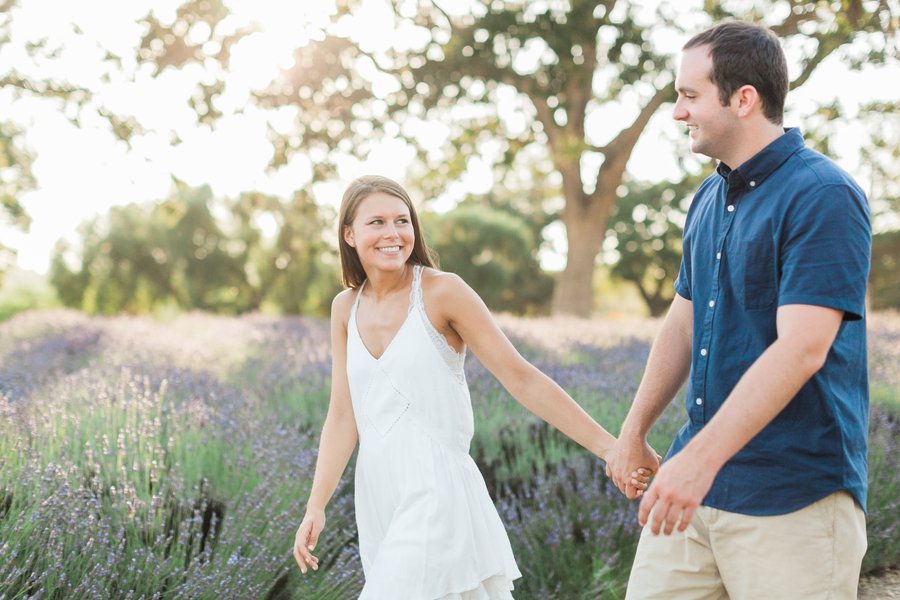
[292,174,654,599]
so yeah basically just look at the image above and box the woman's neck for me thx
[363,263,413,301]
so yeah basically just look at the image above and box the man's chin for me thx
[690,141,716,160]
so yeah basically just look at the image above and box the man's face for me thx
[673,45,738,162]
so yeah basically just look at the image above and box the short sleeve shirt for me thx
[670,128,871,515]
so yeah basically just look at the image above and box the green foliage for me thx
[49,183,340,316]
[857,101,899,232]
[608,174,709,316]
[422,203,553,314]
[0,267,58,321]
[0,122,35,284]
[231,191,342,316]
[870,229,900,310]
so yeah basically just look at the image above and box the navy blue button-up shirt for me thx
[670,128,871,516]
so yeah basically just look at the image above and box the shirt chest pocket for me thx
[738,241,777,310]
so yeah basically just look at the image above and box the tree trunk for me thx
[551,208,608,317]
[633,280,670,317]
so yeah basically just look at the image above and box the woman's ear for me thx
[343,226,355,248]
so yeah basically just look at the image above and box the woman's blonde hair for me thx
[338,175,437,289]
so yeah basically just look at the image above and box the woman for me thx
[293,175,654,599]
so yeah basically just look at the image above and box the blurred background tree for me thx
[0,123,34,284]
[49,184,340,315]
[860,101,900,310]
[1,0,898,317]
[336,0,894,315]
[423,202,554,314]
[606,174,707,316]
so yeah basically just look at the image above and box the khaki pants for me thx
[625,492,867,600]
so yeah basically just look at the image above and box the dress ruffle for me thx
[436,574,516,600]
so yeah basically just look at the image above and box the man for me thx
[606,21,871,599]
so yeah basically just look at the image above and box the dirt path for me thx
[860,567,900,599]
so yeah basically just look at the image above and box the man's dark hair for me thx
[684,21,788,125]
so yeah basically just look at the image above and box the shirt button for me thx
[750,180,756,187]
[727,205,735,212]
[700,348,708,356]
[695,397,703,406]
[716,252,721,260]
[709,300,716,308]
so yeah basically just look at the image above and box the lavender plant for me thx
[1,308,898,599]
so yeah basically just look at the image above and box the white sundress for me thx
[346,265,522,599]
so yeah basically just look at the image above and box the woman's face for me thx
[344,192,415,274]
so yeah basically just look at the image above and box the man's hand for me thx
[637,448,717,535]
[605,434,661,499]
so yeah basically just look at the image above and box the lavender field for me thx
[1,309,898,599]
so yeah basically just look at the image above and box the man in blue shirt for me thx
[606,21,871,599]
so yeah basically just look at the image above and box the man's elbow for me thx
[796,339,832,377]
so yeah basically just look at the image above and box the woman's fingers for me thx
[293,520,320,574]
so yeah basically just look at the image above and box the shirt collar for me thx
[716,128,805,190]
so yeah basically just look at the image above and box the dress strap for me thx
[411,264,466,377]
[350,279,367,319]
[410,264,423,311]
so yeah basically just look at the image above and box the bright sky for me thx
[1,0,896,274]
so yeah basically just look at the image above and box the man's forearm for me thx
[622,302,693,438]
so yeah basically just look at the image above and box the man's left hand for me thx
[637,448,718,535]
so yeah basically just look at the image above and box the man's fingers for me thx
[624,482,639,500]
[678,506,696,532]
[650,501,670,535]
[637,488,657,526]
[663,506,680,535]
[609,469,626,494]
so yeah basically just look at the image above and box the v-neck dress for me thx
[347,265,521,599]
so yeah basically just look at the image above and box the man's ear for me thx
[343,226,355,248]
[735,84,760,118]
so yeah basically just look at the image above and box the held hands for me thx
[637,448,716,535]
[293,508,325,574]
[605,435,661,500]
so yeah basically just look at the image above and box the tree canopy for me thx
[3,0,898,315]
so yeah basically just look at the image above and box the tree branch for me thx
[592,80,674,193]
[426,0,453,29]
[789,36,838,90]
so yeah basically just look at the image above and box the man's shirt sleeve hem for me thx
[777,294,864,321]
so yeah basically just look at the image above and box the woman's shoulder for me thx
[420,267,480,315]
[420,266,466,297]
[331,288,358,323]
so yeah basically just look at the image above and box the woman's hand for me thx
[628,467,652,497]
[293,508,326,574]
